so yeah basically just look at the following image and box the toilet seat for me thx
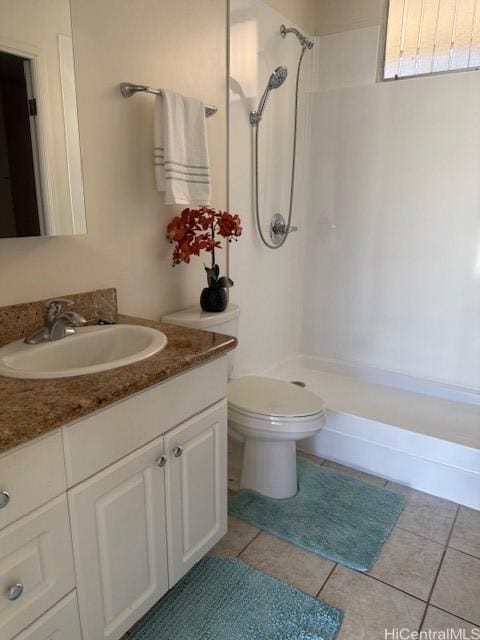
[228,376,325,437]
[228,376,325,418]
[229,405,325,441]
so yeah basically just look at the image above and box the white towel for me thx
[154,90,211,206]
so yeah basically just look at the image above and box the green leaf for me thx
[217,276,234,289]
[204,266,218,287]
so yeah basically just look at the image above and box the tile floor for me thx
[214,452,480,640]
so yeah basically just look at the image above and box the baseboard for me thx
[300,409,480,510]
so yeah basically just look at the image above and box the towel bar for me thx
[120,82,218,118]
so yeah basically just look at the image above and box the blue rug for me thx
[229,458,405,571]
[129,556,343,640]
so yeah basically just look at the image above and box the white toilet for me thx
[162,305,326,499]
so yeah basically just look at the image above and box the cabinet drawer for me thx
[0,432,66,532]
[13,591,81,640]
[0,496,75,640]
[63,356,227,486]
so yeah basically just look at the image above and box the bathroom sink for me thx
[0,324,167,379]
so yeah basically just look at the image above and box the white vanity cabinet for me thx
[69,400,227,640]
[0,355,229,640]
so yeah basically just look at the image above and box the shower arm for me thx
[280,24,314,49]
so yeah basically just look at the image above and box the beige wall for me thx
[317,0,385,35]
[265,0,385,37]
[265,0,319,34]
[0,0,227,319]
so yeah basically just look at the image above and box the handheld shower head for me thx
[268,66,288,89]
[280,24,314,49]
[250,66,288,126]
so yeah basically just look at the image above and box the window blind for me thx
[384,0,480,79]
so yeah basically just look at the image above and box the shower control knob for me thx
[270,213,298,246]
[173,446,183,458]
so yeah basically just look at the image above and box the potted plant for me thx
[167,206,242,312]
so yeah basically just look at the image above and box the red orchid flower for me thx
[167,207,243,267]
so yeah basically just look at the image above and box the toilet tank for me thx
[161,304,239,377]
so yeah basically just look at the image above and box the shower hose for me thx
[253,45,307,249]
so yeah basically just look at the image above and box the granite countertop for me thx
[0,314,236,456]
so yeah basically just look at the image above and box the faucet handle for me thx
[45,298,74,314]
[45,299,75,323]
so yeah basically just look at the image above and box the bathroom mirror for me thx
[0,0,86,238]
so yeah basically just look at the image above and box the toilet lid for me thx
[228,376,324,418]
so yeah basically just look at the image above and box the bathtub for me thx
[260,355,480,509]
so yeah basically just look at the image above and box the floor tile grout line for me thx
[231,520,432,604]
[357,566,429,603]
[422,603,480,629]
[317,554,432,604]
[419,504,460,632]
[445,545,480,561]
[315,562,338,599]
[416,603,429,634]
[428,504,459,601]
[394,524,451,546]
[237,524,433,605]
[236,530,262,558]
[231,515,480,628]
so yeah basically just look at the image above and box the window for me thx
[383,0,480,79]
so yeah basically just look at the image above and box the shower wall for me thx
[303,26,480,390]
[229,0,313,376]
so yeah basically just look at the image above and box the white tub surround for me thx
[229,0,313,378]
[303,25,480,393]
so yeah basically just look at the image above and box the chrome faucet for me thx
[25,298,87,345]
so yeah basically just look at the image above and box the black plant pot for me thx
[200,287,228,313]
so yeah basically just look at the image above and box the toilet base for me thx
[240,439,297,499]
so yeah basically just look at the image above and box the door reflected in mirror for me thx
[0,0,87,238]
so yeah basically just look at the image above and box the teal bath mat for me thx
[229,459,405,571]
[129,556,343,640]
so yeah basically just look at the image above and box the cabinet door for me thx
[68,436,169,640]
[165,400,227,585]
[13,591,82,640]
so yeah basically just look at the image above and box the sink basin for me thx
[0,324,167,379]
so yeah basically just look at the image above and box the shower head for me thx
[280,24,314,50]
[268,66,288,89]
[250,66,288,126]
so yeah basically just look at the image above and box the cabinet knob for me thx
[7,583,23,601]
[156,455,167,468]
[173,446,183,458]
[0,491,10,509]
